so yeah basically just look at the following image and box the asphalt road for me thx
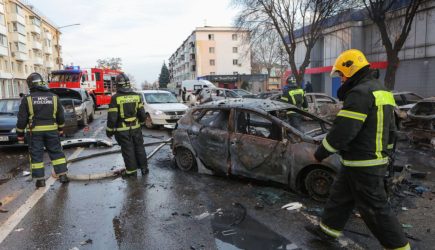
[0,109,434,250]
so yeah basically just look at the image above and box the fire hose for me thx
[61,138,172,181]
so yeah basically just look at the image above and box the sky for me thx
[26,0,239,86]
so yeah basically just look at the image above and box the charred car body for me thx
[401,97,435,150]
[172,98,341,201]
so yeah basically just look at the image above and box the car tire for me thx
[81,111,88,126]
[305,168,335,202]
[175,147,197,172]
[145,114,155,129]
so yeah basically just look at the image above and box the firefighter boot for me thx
[35,179,46,188]
[59,174,69,184]
[305,225,343,249]
[141,166,149,176]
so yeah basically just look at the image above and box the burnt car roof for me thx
[194,98,296,112]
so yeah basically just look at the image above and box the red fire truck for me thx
[48,66,123,106]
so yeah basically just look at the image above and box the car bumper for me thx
[151,114,184,126]
[0,133,27,147]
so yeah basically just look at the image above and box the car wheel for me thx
[81,111,88,126]
[175,147,197,172]
[145,114,155,129]
[305,168,335,202]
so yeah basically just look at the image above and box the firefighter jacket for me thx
[315,67,396,167]
[106,88,146,136]
[16,87,65,137]
[281,88,308,110]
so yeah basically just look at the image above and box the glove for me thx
[314,145,330,162]
[58,129,64,137]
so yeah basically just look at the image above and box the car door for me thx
[188,108,231,173]
[313,94,341,119]
[229,109,288,183]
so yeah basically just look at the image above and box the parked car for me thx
[0,98,78,147]
[181,79,216,102]
[137,90,188,129]
[268,92,342,121]
[49,88,95,126]
[172,98,340,201]
[402,97,435,149]
[197,88,242,104]
[393,91,424,111]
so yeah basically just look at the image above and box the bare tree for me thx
[362,0,423,90]
[96,57,122,70]
[234,0,341,86]
[251,30,282,82]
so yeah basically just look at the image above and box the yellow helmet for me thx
[330,49,369,78]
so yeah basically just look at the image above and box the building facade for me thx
[285,0,435,98]
[0,0,61,98]
[169,27,251,86]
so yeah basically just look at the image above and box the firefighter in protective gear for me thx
[16,72,69,188]
[280,76,308,111]
[106,73,148,177]
[311,49,410,250]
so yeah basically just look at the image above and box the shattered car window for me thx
[273,108,331,137]
[198,109,229,130]
[236,110,281,140]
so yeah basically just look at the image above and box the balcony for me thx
[44,46,52,55]
[44,32,53,40]
[0,46,7,57]
[12,51,28,61]
[11,33,26,44]
[33,57,43,65]
[32,41,42,50]
[29,24,41,35]
[44,61,54,68]
[0,25,6,35]
[9,13,25,25]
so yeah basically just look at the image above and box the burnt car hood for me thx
[0,115,17,130]
[49,88,81,100]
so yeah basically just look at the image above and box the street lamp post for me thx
[56,23,80,69]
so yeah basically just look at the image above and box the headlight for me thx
[153,110,163,115]
[10,128,16,133]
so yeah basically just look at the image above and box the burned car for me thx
[401,97,435,149]
[268,92,342,121]
[172,98,341,201]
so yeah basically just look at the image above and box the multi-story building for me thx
[285,1,435,98]
[169,26,251,86]
[0,0,61,98]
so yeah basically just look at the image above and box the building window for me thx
[12,22,25,35]
[209,47,215,53]
[232,47,238,53]
[30,17,41,27]
[0,34,7,47]
[4,60,8,70]
[25,65,28,73]
[15,4,24,17]
[11,62,14,71]
[232,34,238,40]
[233,59,238,65]
[0,14,5,26]
[210,59,215,66]
[210,72,215,75]
[14,42,26,52]
[208,34,214,40]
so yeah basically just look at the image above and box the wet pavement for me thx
[0,109,434,249]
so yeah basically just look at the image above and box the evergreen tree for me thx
[158,62,170,88]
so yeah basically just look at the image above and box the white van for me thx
[181,80,216,103]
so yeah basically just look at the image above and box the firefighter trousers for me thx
[321,165,409,249]
[114,128,148,174]
[29,131,67,180]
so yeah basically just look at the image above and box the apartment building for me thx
[0,0,61,98]
[169,26,251,86]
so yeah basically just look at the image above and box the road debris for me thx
[402,224,413,229]
[281,202,303,211]
[22,171,30,177]
[80,238,93,245]
[14,228,24,232]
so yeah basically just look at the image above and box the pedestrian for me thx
[106,73,149,177]
[304,81,313,93]
[181,87,187,102]
[309,49,410,250]
[16,73,69,188]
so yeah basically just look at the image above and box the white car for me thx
[137,90,189,129]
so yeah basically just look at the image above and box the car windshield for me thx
[51,73,80,82]
[233,89,252,96]
[271,108,331,137]
[0,100,20,115]
[144,93,178,104]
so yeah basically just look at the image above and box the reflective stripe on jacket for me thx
[106,89,146,132]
